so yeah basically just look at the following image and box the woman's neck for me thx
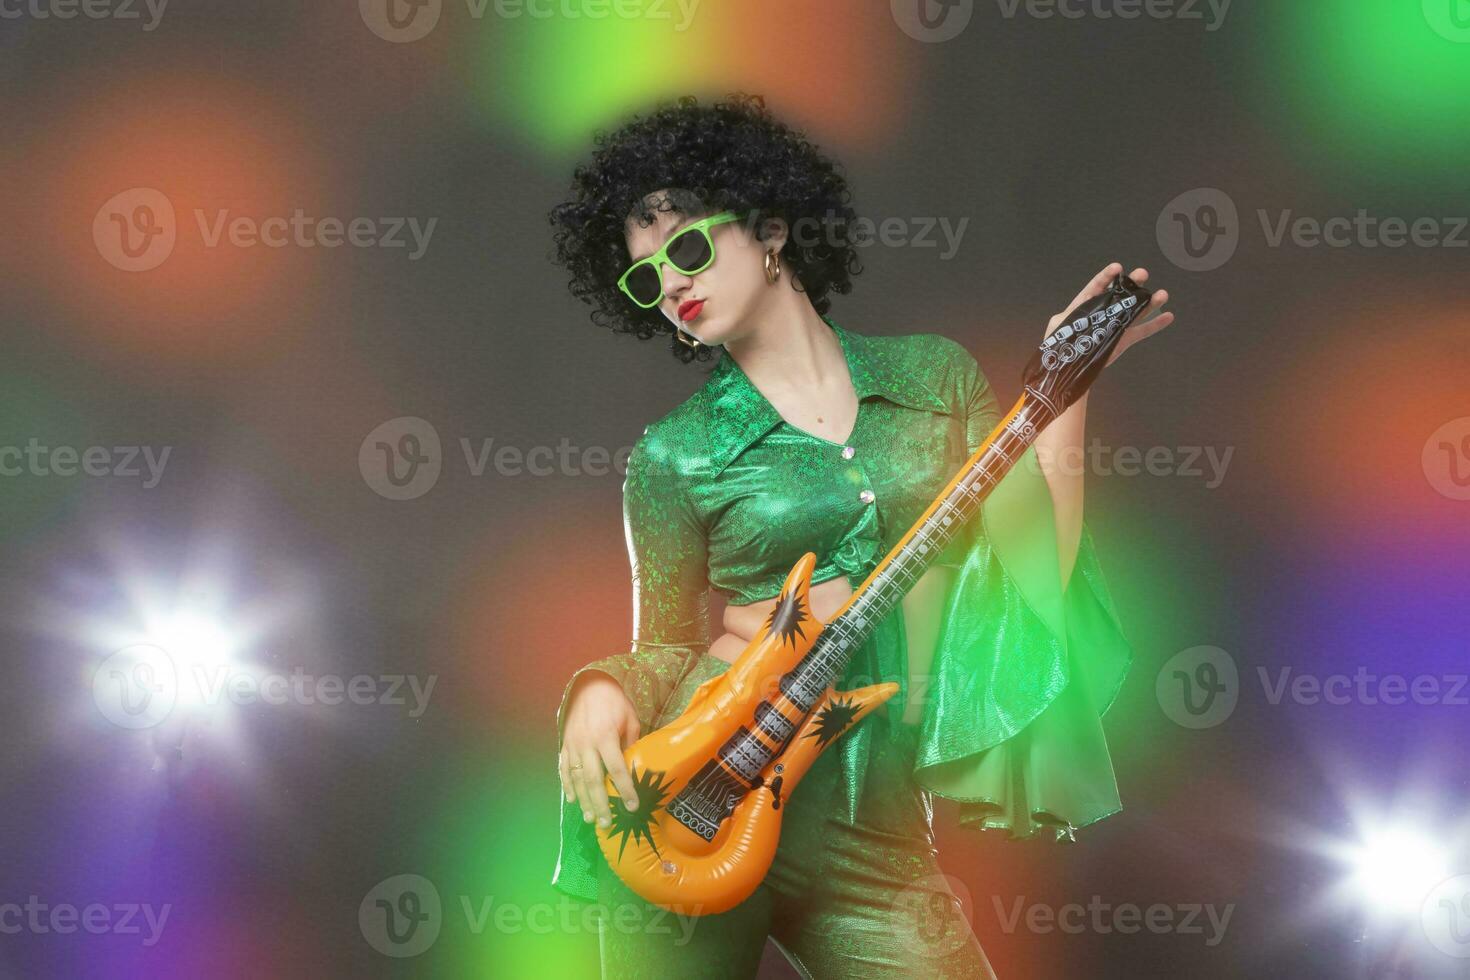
[721,289,847,396]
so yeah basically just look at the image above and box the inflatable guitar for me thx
[597,273,1154,915]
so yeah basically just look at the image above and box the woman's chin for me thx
[681,318,728,347]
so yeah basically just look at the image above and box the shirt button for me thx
[858,489,875,504]
[840,445,856,459]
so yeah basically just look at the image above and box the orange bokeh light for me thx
[17,72,325,363]
[1266,295,1470,524]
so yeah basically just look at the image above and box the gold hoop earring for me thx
[764,248,782,285]
[675,326,702,349]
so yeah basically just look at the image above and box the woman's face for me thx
[622,192,785,348]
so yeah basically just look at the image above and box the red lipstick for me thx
[678,299,705,322]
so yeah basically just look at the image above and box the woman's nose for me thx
[661,263,694,297]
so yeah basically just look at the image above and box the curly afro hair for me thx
[548,93,862,363]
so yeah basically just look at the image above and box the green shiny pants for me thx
[595,655,997,980]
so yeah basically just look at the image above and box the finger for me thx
[580,746,613,827]
[1066,262,1123,311]
[1132,312,1176,341]
[598,736,639,810]
[621,713,641,749]
[1064,262,1117,315]
[571,744,602,823]
[567,746,594,822]
[558,748,573,803]
[1108,311,1176,364]
[1136,291,1172,326]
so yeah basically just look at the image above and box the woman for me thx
[548,94,1174,978]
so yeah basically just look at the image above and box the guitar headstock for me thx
[1021,272,1154,419]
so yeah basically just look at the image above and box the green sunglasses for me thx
[618,211,744,309]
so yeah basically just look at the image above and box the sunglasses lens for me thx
[666,227,713,273]
[624,263,662,306]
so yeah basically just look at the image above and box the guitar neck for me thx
[773,272,1151,708]
[780,392,1055,703]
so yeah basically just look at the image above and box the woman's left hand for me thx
[1044,262,1176,365]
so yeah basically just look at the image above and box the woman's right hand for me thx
[558,671,643,828]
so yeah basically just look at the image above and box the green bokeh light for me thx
[418,743,602,976]
[0,374,93,541]
[474,0,717,156]
[1269,0,1470,179]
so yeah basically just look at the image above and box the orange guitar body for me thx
[594,551,898,916]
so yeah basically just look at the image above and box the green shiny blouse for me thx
[553,316,1133,903]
